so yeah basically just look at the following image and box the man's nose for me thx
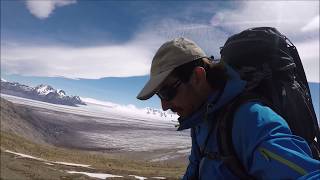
[161,99,171,111]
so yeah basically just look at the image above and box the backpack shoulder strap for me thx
[217,92,267,180]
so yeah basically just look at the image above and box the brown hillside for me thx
[0,98,46,144]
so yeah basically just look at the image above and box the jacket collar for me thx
[177,65,247,131]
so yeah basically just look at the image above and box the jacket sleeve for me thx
[232,102,320,179]
[182,127,201,180]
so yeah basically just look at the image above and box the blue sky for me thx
[1,0,319,110]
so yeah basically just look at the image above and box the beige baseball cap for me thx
[137,37,207,100]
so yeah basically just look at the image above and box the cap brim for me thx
[137,69,174,100]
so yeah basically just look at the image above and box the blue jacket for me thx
[178,65,320,180]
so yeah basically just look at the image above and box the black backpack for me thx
[202,27,320,179]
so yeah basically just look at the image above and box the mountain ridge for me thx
[1,80,86,106]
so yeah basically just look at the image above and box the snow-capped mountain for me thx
[57,89,66,97]
[0,79,86,106]
[35,84,55,96]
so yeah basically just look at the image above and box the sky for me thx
[1,0,319,110]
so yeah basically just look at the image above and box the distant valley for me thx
[0,95,188,179]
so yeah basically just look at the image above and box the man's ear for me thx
[191,66,206,85]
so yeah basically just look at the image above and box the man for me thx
[137,37,320,179]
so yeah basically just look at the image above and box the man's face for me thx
[157,73,201,118]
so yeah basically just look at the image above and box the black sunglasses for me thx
[156,79,182,101]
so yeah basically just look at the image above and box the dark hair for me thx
[171,57,229,90]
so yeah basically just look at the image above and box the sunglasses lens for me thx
[157,80,181,101]
[158,88,176,101]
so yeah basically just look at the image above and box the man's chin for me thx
[177,112,187,119]
[177,110,196,119]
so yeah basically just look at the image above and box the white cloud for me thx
[2,1,319,83]
[26,0,76,19]
[301,15,319,32]
[1,18,168,79]
[1,35,163,79]
[210,1,319,34]
[295,40,319,82]
[150,19,229,59]
[207,1,319,82]
[1,19,227,79]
